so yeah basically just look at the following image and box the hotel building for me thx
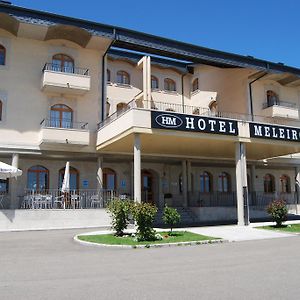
[1,2,300,230]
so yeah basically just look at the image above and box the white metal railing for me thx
[98,99,300,130]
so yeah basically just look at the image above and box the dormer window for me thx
[164,78,176,92]
[117,70,130,85]
[192,78,199,92]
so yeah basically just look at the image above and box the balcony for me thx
[41,63,91,95]
[262,100,299,119]
[39,119,90,146]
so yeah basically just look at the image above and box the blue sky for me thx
[13,0,300,67]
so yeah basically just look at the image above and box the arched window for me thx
[151,76,159,89]
[103,168,116,190]
[192,78,199,92]
[280,175,291,193]
[0,179,9,193]
[209,101,218,114]
[107,69,111,82]
[116,70,130,85]
[200,171,212,193]
[116,102,129,115]
[59,167,79,191]
[266,90,279,107]
[27,166,49,191]
[52,54,74,73]
[0,100,2,121]
[264,174,275,193]
[164,78,176,92]
[50,104,73,128]
[0,44,6,65]
[218,172,231,192]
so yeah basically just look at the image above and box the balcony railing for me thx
[42,63,89,76]
[98,99,300,130]
[263,100,297,109]
[40,119,89,130]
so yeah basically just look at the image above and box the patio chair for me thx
[71,194,82,209]
[33,194,43,209]
[90,194,103,208]
[44,194,53,209]
[54,194,65,209]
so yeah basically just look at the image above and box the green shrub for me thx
[132,202,158,241]
[107,199,133,236]
[266,199,288,227]
[162,206,181,233]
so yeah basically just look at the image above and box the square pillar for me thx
[134,133,141,203]
[235,142,249,226]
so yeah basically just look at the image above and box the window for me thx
[103,168,116,190]
[59,167,79,191]
[0,100,2,121]
[116,102,129,115]
[50,104,73,128]
[107,69,111,82]
[164,78,176,92]
[264,174,275,193]
[151,76,159,89]
[200,172,212,193]
[0,179,9,194]
[280,175,291,193]
[27,166,49,191]
[209,101,217,114]
[52,54,74,73]
[116,70,130,85]
[218,172,231,192]
[0,44,5,65]
[266,90,279,107]
[192,78,199,92]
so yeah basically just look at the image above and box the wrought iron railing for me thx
[98,99,300,130]
[40,119,89,130]
[263,100,298,109]
[42,63,89,76]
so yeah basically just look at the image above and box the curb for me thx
[73,234,228,249]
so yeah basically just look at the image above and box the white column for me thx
[134,133,141,203]
[96,156,103,190]
[182,160,188,207]
[146,56,151,101]
[235,142,249,226]
[10,153,19,209]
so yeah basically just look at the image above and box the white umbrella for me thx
[61,161,70,193]
[0,161,22,180]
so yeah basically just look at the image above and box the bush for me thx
[107,199,133,236]
[266,199,288,227]
[132,202,158,241]
[163,206,181,233]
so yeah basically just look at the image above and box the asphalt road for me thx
[0,229,299,300]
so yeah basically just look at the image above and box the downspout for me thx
[101,29,116,122]
[248,71,268,121]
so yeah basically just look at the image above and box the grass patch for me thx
[78,231,219,246]
[258,223,300,233]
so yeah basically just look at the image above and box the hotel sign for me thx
[151,111,238,136]
[249,123,300,142]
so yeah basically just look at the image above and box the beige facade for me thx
[1,3,300,228]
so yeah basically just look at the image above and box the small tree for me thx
[132,202,157,241]
[163,206,181,234]
[267,199,288,227]
[107,199,132,236]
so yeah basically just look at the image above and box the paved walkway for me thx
[80,220,298,242]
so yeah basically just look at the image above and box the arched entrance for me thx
[141,169,158,205]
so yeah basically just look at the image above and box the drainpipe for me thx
[248,71,268,121]
[101,29,116,121]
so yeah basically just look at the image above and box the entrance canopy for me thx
[0,161,22,179]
